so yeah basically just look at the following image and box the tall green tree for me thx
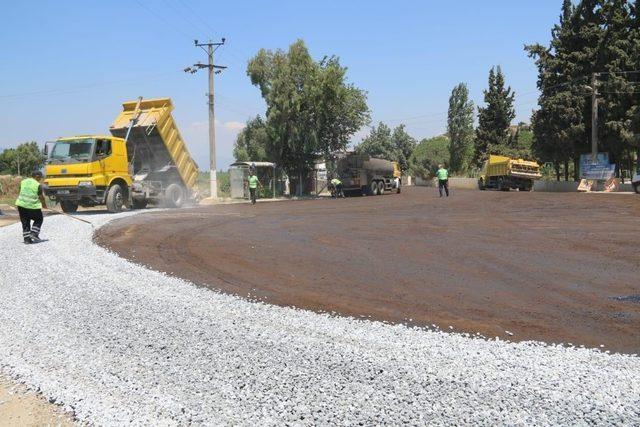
[447,83,475,173]
[526,0,640,179]
[247,40,369,192]
[409,135,450,178]
[474,66,515,167]
[391,125,416,172]
[0,142,45,176]
[355,123,395,159]
[233,116,270,162]
[355,123,416,171]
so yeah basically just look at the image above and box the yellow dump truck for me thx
[478,155,541,191]
[44,98,199,212]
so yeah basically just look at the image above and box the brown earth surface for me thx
[96,187,640,354]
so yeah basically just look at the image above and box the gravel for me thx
[1,212,639,425]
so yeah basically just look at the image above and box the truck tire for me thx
[132,199,148,210]
[106,184,125,212]
[633,182,640,194]
[60,201,78,213]
[165,183,185,208]
[370,181,379,196]
[378,181,385,195]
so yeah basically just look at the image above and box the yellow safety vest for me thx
[15,178,42,209]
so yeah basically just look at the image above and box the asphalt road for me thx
[96,187,640,353]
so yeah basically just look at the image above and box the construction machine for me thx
[44,98,199,212]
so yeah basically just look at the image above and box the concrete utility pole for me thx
[185,39,227,199]
[591,72,599,159]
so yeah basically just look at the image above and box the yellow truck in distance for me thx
[478,155,541,191]
[44,98,199,212]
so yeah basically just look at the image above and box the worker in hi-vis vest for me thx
[436,164,449,197]
[245,170,263,205]
[15,170,47,244]
[330,176,344,198]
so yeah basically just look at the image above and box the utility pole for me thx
[185,38,227,199]
[591,72,599,160]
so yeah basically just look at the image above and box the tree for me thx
[526,0,640,179]
[355,123,416,172]
[355,123,395,159]
[391,124,417,172]
[409,135,450,178]
[247,40,369,193]
[233,116,270,162]
[447,83,475,173]
[474,66,515,167]
[0,142,45,176]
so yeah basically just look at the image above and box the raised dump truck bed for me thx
[479,154,541,191]
[110,98,199,207]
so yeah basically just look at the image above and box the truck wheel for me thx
[633,182,640,194]
[60,201,78,213]
[132,199,148,210]
[165,183,185,208]
[106,184,125,212]
[370,181,379,196]
[378,181,385,195]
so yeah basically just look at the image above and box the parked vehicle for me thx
[332,153,401,196]
[44,98,199,212]
[478,155,541,191]
[632,171,640,194]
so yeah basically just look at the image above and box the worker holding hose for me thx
[15,170,47,244]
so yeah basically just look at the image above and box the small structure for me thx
[229,161,280,199]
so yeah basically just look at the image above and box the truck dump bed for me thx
[110,98,199,192]
[486,155,541,180]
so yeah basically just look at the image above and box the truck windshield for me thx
[49,139,95,164]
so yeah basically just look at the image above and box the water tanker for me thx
[332,153,401,196]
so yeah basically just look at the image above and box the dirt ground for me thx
[0,375,74,426]
[96,187,640,354]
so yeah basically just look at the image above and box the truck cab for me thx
[44,136,132,212]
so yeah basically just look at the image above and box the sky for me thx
[0,0,563,170]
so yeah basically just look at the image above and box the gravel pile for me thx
[0,212,639,425]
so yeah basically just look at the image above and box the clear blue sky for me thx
[0,0,562,170]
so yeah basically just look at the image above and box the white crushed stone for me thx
[0,212,639,425]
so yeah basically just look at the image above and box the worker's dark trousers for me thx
[438,179,449,197]
[249,187,257,204]
[17,206,43,239]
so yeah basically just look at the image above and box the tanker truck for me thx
[44,97,199,212]
[332,152,401,196]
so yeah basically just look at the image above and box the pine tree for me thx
[474,66,515,166]
[447,83,475,173]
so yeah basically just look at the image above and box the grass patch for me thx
[197,170,230,198]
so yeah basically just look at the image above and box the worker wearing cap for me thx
[245,170,263,205]
[15,170,47,244]
[330,176,344,198]
[436,164,449,197]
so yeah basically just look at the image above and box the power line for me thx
[0,71,180,99]
[160,0,210,39]
[132,0,193,41]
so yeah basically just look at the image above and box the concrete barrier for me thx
[533,181,579,192]
[415,177,479,189]
[533,180,636,192]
